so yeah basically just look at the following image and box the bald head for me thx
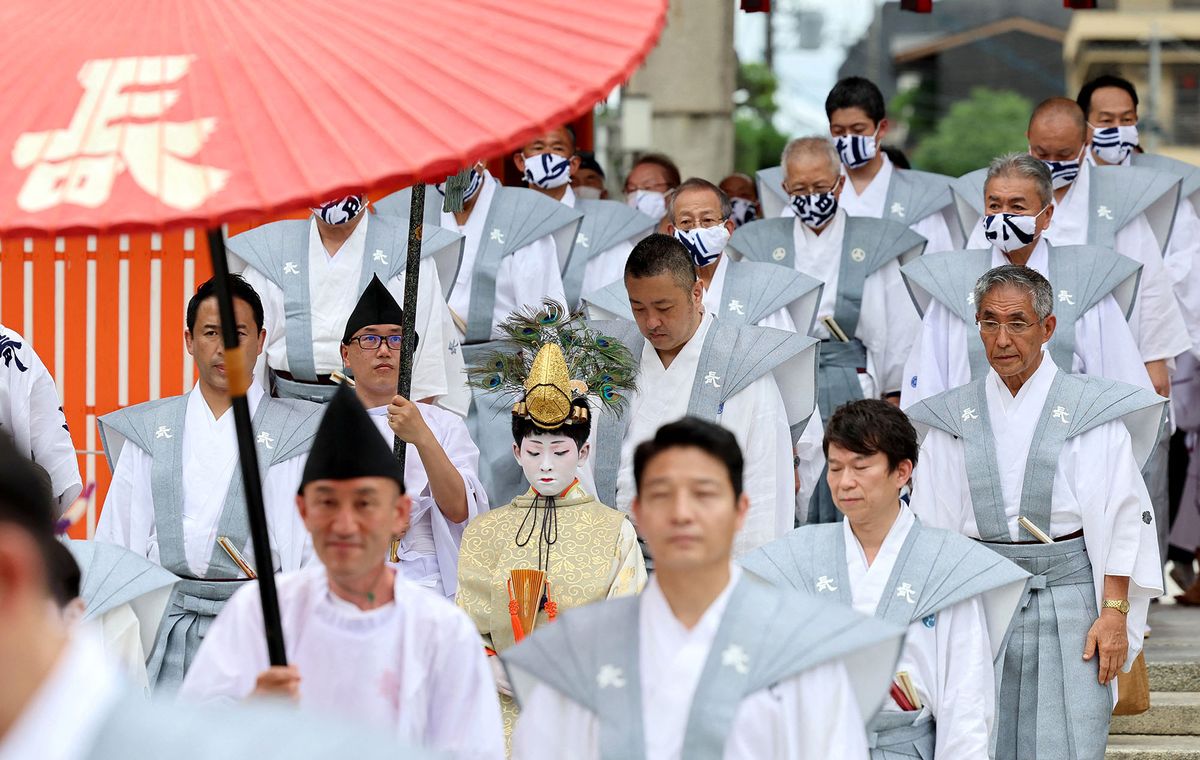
[1027,97,1086,165]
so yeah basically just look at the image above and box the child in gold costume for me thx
[457,302,647,742]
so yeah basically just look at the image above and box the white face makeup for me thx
[513,433,590,497]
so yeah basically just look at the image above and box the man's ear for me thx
[512,442,522,465]
[895,459,914,487]
[723,218,735,235]
[876,117,890,142]
[733,491,751,533]
[1042,314,1058,344]
[1040,203,1055,233]
[692,278,705,304]
[513,152,527,174]
[568,154,581,177]
[394,493,413,537]
[577,441,591,464]
[184,330,195,357]
[295,494,309,522]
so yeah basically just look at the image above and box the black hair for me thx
[47,540,81,608]
[1077,74,1139,117]
[882,146,911,170]
[624,233,697,292]
[823,399,919,472]
[512,398,591,450]
[576,150,605,179]
[186,274,265,334]
[0,432,57,579]
[634,417,744,498]
[825,76,886,124]
[629,152,682,189]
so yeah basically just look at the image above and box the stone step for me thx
[1149,661,1200,693]
[1105,735,1200,759]
[1111,693,1200,736]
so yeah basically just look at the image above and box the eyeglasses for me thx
[977,320,1036,335]
[673,217,727,232]
[784,179,840,196]
[348,334,404,351]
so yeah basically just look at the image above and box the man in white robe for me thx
[754,77,959,254]
[229,194,467,414]
[743,399,1029,759]
[907,266,1165,760]
[338,275,487,597]
[0,323,81,510]
[962,98,1189,398]
[179,387,504,760]
[902,152,1151,409]
[591,234,820,556]
[505,417,905,760]
[0,428,423,760]
[513,125,655,304]
[1077,74,1200,357]
[95,276,322,690]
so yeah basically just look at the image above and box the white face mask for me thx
[983,206,1048,254]
[573,185,603,201]
[515,434,586,497]
[523,152,573,189]
[673,224,730,267]
[1089,124,1139,165]
[626,189,666,220]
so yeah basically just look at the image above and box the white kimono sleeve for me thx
[721,375,794,557]
[1073,295,1154,390]
[794,413,825,526]
[21,345,82,508]
[178,582,266,704]
[911,210,957,256]
[582,240,634,301]
[928,598,994,760]
[756,306,797,333]
[1118,214,1192,362]
[859,258,922,396]
[1162,198,1200,358]
[494,235,567,337]
[95,445,160,562]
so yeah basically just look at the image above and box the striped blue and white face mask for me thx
[834,126,880,170]
[523,152,573,189]
[791,190,839,230]
[673,224,730,267]
[983,206,1048,254]
[1089,124,1139,165]
[1036,146,1084,190]
[311,194,366,225]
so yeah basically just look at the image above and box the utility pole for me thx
[1146,20,1161,151]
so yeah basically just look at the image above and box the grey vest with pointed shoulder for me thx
[503,573,904,760]
[375,183,582,344]
[97,394,320,690]
[900,243,1141,379]
[590,319,818,509]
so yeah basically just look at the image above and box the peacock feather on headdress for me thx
[466,300,637,430]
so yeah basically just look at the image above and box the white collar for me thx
[987,349,1059,412]
[843,501,915,569]
[560,184,577,208]
[186,381,265,425]
[642,310,715,373]
[642,563,742,637]
[798,206,847,247]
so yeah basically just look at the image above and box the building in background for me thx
[1066,0,1200,163]
[840,0,1074,149]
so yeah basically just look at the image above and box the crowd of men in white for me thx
[2,73,1199,760]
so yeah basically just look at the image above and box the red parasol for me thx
[0,0,667,237]
[1,0,667,669]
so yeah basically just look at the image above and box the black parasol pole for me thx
[387,185,425,562]
[206,227,287,667]
[394,184,424,463]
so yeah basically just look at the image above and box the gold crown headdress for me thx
[466,300,637,430]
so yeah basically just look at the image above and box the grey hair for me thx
[780,136,840,176]
[985,152,1053,209]
[667,177,733,223]
[973,264,1054,320]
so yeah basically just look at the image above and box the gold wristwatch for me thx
[1102,599,1130,615]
